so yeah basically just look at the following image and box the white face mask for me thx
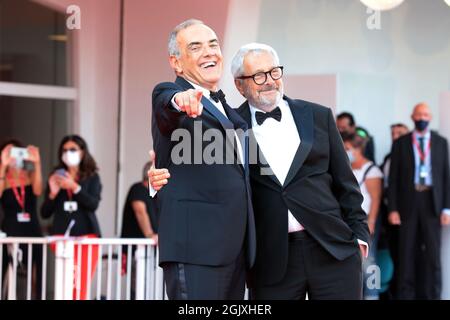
[62,150,81,167]
[346,150,355,164]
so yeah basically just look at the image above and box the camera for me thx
[9,147,34,171]
[10,147,29,161]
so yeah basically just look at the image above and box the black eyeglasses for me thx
[63,148,80,152]
[237,66,284,85]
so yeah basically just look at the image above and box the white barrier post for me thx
[54,240,74,300]
[135,245,146,300]
[154,248,164,300]
[7,243,19,300]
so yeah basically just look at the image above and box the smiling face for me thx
[235,50,283,112]
[169,23,223,91]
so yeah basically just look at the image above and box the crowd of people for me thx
[337,104,450,300]
[0,135,158,299]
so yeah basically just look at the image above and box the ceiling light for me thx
[360,0,405,11]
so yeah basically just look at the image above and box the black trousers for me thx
[251,231,363,300]
[398,190,441,300]
[162,249,246,300]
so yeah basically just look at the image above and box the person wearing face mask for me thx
[41,135,102,300]
[41,135,102,237]
[337,112,376,163]
[343,133,383,299]
[0,139,43,299]
[388,103,450,300]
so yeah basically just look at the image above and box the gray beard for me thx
[250,90,283,112]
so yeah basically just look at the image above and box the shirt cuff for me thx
[171,95,182,111]
[357,239,369,258]
[149,182,157,198]
[443,209,450,216]
[73,185,82,194]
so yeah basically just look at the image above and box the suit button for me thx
[282,191,287,197]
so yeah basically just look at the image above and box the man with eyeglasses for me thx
[231,43,369,299]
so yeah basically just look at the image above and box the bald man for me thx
[388,103,450,300]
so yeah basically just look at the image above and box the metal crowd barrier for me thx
[0,236,164,300]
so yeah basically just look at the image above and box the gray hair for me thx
[231,43,280,78]
[168,19,204,57]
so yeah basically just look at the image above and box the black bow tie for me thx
[210,90,227,105]
[255,107,282,125]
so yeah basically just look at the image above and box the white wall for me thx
[257,0,450,164]
[220,0,262,108]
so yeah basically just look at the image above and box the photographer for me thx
[0,139,43,299]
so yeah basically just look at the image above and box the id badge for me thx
[17,212,31,223]
[419,165,429,178]
[64,201,78,212]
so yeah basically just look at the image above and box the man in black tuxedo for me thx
[230,43,369,299]
[150,19,256,299]
[388,103,450,300]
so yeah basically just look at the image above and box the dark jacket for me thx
[152,76,256,267]
[388,131,450,218]
[41,173,102,237]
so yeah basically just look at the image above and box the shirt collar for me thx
[185,79,216,101]
[414,130,431,139]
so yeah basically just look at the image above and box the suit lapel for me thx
[223,104,249,172]
[431,131,438,184]
[406,133,415,182]
[283,97,314,188]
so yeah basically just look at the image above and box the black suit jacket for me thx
[152,77,256,268]
[388,131,450,218]
[41,173,102,237]
[237,97,369,285]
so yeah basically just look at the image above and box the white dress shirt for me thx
[249,98,304,232]
[413,130,432,186]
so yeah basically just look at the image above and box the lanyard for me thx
[66,175,79,201]
[6,171,26,211]
[413,133,431,163]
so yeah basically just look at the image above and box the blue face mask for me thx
[414,120,429,132]
[346,150,355,163]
